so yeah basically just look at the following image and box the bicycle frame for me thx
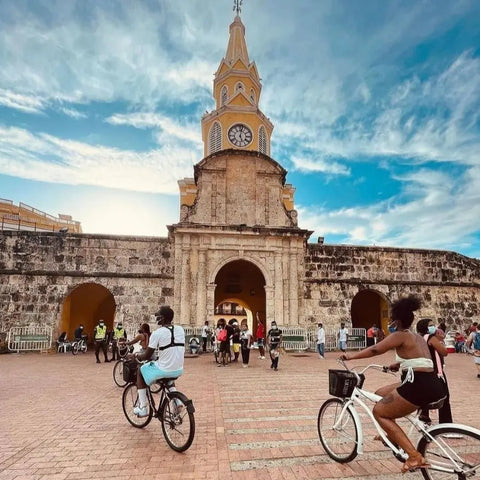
[334,365,480,475]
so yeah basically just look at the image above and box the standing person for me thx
[231,320,241,362]
[341,295,447,473]
[125,323,150,353]
[267,321,283,371]
[337,322,349,353]
[416,318,453,426]
[468,322,478,335]
[201,321,210,353]
[316,322,325,359]
[130,306,185,418]
[240,321,253,368]
[366,324,377,347]
[255,312,266,359]
[93,319,110,364]
[466,323,480,379]
[216,319,231,367]
[111,321,127,361]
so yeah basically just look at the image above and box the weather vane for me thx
[233,0,243,15]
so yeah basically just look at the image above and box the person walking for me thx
[240,321,253,368]
[466,323,480,378]
[255,313,266,359]
[317,322,325,359]
[201,321,210,353]
[416,318,454,427]
[267,321,283,371]
[337,322,349,353]
[231,320,241,362]
[93,319,110,363]
[111,321,127,361]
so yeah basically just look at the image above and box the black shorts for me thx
[219,341,230,353]
[397,371,447,407]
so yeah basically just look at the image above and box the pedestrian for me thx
[201,321,210,353]
[267,321,282,371]
[216,318,232,367]
[416,318,454,426]
[366,324,377,347]
[255,312,266,359]
[337,322,349,353]
[467,322,478,335]
[240,321,253,368]
[466,323,480,378]
[316,322,325,359]
[111,321,127,360]
[231,320,241,362]
[93,319,110,363]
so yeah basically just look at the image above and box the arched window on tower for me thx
[250,88,256,104]
[235,82,245,94]
[221,85,228,106]
[208,122,222,154]
[259,126,268,155]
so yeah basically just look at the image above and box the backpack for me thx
[217,329,227,342]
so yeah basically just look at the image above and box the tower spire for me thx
[233,0,243,16]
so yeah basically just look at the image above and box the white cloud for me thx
[0,125,199,194]
[291,156,350,176]
[59,107,87,119]
[0,89,45,114]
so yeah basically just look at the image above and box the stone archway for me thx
[60,283,116,342]
[351,290,390,334]
[214,259,266,334]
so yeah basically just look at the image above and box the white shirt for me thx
[148,325,185,372]
[317,327,325,344]
[201,325,209,337]
[339,327,349,342]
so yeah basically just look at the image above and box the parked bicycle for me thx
[122,360,195,452]
[71,336,88,355]
[317,360,480,479]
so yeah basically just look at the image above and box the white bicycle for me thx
[317,361,480,479]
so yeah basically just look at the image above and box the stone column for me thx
[196,249,207,326]
[206,283,216,321]
[274,252,284,325]
[289,248,299,325]
[180,246,191,325]
[265,285,274,325]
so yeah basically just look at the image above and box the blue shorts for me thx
[140,362,183,386]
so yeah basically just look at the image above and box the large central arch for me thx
[214,259,266,333]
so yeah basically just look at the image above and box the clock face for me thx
[228,123,253,147]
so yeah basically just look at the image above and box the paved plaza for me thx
[1,348,480,480]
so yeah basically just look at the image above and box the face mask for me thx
[271,325,277,330]
[99,323,104,327]
[388,324,396,333]
[117,325,122,329]
[428,325,436,335]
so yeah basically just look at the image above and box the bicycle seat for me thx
[424,396,446,410]
[158,377,179,383]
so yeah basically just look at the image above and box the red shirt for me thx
[256,323,265,340]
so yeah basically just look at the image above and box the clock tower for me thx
[201,13,273,156]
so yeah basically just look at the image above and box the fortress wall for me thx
[303,245,480,330]
[0,232,175,333]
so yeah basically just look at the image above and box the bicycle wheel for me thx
[318,397,358,463]
[417,425,480,480]
[71,342,79,355]
[122,383,153,428]
[159,391,195,452]
[113,361,127,387]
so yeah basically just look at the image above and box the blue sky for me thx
[1,0,480,258]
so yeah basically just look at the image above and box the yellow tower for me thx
[201,10,273,157]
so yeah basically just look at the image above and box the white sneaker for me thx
[133,406,148,417]
[261,356,265,360]
[243,364,248,368]
[258,355,262,359]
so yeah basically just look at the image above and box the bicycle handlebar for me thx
[337,358,397,379]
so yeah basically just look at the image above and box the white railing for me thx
[8,324,53,352]
[307,326,366,351]
[280,326,309,351]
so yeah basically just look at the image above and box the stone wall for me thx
[303,244,480,330]
[0,232,174,333]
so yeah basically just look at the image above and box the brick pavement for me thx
[1,348,479,480]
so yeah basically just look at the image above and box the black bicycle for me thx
[122,365,195,452]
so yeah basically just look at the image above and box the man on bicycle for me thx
[131,306,185,417]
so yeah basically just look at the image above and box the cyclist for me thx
[125,323,150,353]
[130,306,185,417]
[341,295,447,473]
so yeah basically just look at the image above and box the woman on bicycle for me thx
[125,323,150,353]
[341,295,447,473]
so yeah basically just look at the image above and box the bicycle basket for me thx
[123,360,138,383]
[328,369,359,398]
